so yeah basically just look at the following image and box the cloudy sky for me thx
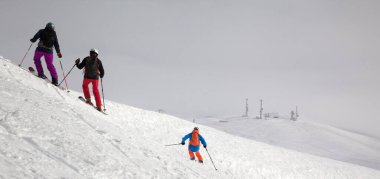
[1,0,380,137]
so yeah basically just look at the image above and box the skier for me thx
[181,127,207,163]
[75,48,105,111]
[30,22,62,86]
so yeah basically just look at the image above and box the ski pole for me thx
[101,78,106,111]
[165,143,182,146]
[19,43,33,67]
[205,148,218,171]
[58,63,76,86]
[58,59,69,90]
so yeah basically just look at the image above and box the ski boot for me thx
[38,74,47,79]
[85,98,93,105]
[51,79,58,86]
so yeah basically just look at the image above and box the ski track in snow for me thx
[0,57,380,178]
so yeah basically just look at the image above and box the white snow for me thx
[195,116,380,170]
[1,56,380,178]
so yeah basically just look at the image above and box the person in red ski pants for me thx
[75,48,105,111]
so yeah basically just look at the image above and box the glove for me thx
[30,39,35,43]
[181,142,185,145]
[100,73,104,78]
[203,145,207,148]
[75,58,80,65]
[57,53,62,58]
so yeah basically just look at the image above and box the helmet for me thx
[194,127,199,130]
[46,22,55,31]
[90,48,99,55]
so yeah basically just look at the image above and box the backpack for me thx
[40,29,55,47]
[189,130,200,146]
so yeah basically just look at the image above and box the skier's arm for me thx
[199,134,207,148]
[76,58,86,69]
[53,32,61,53]
[98,60,104,78]
[30,29,42,43]
[181,133,191,143]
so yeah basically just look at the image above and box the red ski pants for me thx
[189,150,203,161]
[82,78,102,110]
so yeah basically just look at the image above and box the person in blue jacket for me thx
[181,127,207,163]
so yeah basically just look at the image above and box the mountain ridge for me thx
[1,56,379,178]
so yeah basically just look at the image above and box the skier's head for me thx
[90,48,98,58]
[45,22,55,31]
[192,127,199,134]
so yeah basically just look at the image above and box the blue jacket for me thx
[182,132,207,152]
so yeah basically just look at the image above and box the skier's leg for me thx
[92,79,102,110]
[43,52,58,82]
[82,78,92,103]
[33,50,44,76]
[188,150,195,160]
[195,151,203,162]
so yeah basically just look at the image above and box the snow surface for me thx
[195,116,380,170]
[1,56,380,178]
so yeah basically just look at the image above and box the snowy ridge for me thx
[0,56,380,178]
[196,116,380,170]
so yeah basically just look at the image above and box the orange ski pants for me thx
[189,150,203,161]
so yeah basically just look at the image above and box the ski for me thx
[28,67,67,91]
[78,96,107,115]
[190,159,203,164]
[28,66,37,76]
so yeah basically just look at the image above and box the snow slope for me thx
[1,56,380,178]
[195,116,380,170]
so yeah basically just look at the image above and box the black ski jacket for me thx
[76,56,105,80]
[30,28,60,53]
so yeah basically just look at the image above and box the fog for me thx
[1,0,380,137]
